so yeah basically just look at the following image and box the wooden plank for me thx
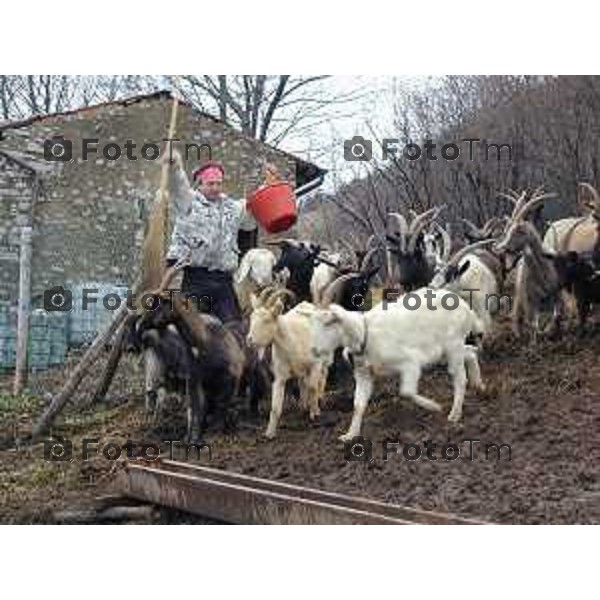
[159,460,483,525]
[118,460,486,525]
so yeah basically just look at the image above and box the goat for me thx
[551,251,600,335]
[386,206,445,290]
[310,252,344,306]
[462,216,510,244]
[246,287,334,439]
[430,237,506,337]
[266,238,323,305]
[309,287,486,441]
[494,189,567,341]
[233,248,277,316]
[313,247,381,310]
[542,183,600,254]
[131,291,270,442]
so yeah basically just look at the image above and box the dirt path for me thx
[1,320,599,524]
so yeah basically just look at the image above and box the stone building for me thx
[0,90,325,309]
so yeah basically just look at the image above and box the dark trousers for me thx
[167,261,241,323]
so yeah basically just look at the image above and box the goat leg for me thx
[447,350,468,423]
[339,368,374,442]
[464,345,485,393]
[265,377,286,439]
[188,381,207,445]
[577,297,591,337]
[399,362,443,414]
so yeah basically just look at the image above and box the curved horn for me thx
[388,212,408,252]
[497,188,521,205]
[462,218,483,241]
[366,234,382,250]
[256,285,281,306]
[513,190,556,222]
[435,223,452,262]
[408,205,445,252]
[560,216,589,253]
[498,189,528,220]
[265,287,296,310]
[359,246,380,272]
[482,216,503,237]
[320,272,360,307]
[578,182,600,212]
[408,206,442,236]
[448,238,498,267]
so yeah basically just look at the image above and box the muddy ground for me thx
[1,316,600,524]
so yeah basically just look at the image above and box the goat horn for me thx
[448,238,498,267]
[408,206,442,236]
[435,223,452,263]
[497,188,521,204]
[388,212,408,252]
[408,205,445,252]
[320,272,360,307]
[359,246,379,272]
[256,285,280,306]
[560,215,590,253]
[514,191,556,222]
[578,183,600,212]
[366,234,381,250]
[481,217,496,237]
[265,287,296,311]
[462,218,483,241]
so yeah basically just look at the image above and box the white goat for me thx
[246,287,334,439]
[310,287,486,441]
[310,252,341,305]
[234,248,277,316]
[430,239,504,336]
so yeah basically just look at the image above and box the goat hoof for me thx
[447,412,462,423]
[339,433,356,443]
[262,430,277,440]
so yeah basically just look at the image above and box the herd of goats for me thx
[126,184,600,444]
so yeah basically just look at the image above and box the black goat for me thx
[269,239,322,304]
[129,294,264,442]
[386,232,433,291]
[554,251,600,334]
[319,264,381,311]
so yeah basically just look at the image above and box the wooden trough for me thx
[117,459,487,525]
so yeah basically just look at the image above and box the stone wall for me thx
[0,93,298,307]
[0,153,34,306]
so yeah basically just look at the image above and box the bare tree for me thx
[171,75,363,149]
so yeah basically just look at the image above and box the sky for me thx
[275,75,433,191]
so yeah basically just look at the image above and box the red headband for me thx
[193,161,225,183]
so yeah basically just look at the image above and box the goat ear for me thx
[321,312,340,326]
[273,299,286,315]
[458,260,471,277]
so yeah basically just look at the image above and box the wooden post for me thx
[14,226,32,395]
[32,301,132,439]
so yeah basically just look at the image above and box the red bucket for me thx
[247,182,297,234]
